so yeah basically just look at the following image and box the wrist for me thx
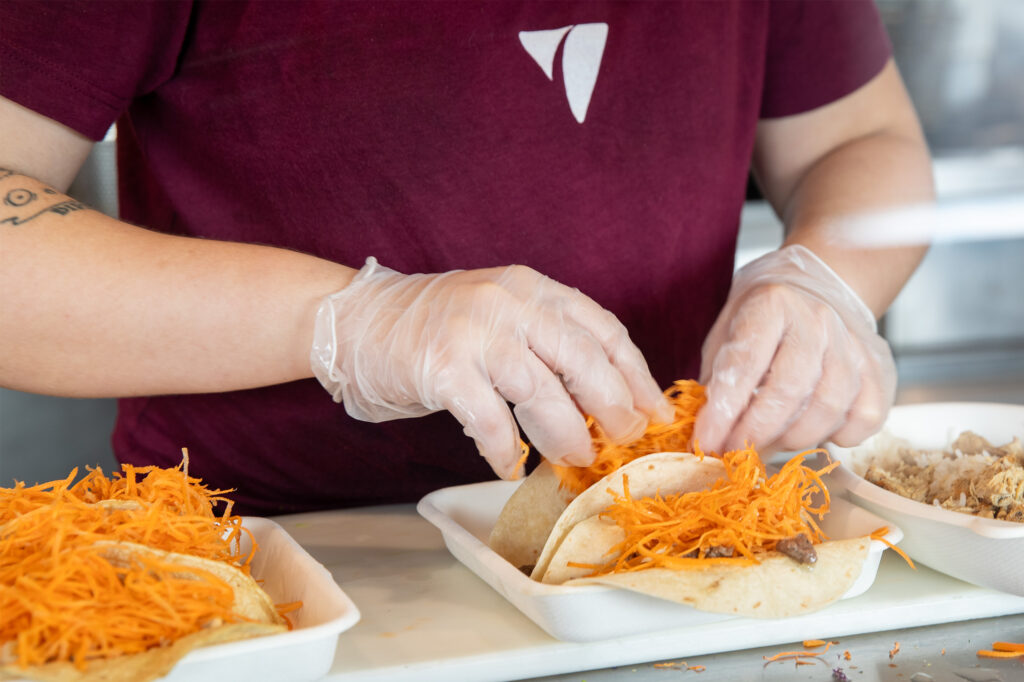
[736,244,877,334]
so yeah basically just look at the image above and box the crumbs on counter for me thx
[652,660,705,672]
[763,639,840,667]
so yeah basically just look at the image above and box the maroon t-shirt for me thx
[1,1,890,514]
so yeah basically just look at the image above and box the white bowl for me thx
[825,402,1024,596]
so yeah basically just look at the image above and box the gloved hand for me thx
[311,258,673,479]
[694,244,896,454]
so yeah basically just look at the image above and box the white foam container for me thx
[417,479,900,642]
[825,402,1024,596]
[7,517,358,682]
[161,517,359,682]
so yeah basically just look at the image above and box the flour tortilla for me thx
[538,463,870,618]
[0,543,287,682]
[541,515,622,585]
[488,461,575,572]
[557,528,869,618]
[530,452,727,581]
[97,542,285,626]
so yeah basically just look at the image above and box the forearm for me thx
[778,130,934,318]
[0,172,355,397]
[751,60,935,319]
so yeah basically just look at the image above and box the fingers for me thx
[509,268,672,426]
[434,331,598,477]
[524,307,648,446]
[773,336,861,450]
[698,290,894,454]
[436,368,528,480]
[563,298,673,424]
[827,334,896,446]
[694,293,787,453]
[488,341,595,467]
[718,319,830,452]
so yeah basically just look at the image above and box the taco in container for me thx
[0,457,294,682]
[489,380,875,618]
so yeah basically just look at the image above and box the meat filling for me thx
[776,533,818,565]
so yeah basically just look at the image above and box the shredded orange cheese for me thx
[652,660,705,672]
[978,642,1024,658]
[552,380,706,494]
[0,454,278,670]
[763,650,826,663]
[568,445,836,575]
[869,526,916,569]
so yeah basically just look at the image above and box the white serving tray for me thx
[417,480,901,642]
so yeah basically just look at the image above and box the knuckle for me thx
[814,395,849,419]
[471,411,512,442]
[766,380,806,406]
[852,402,887,431]
[503,263,542,287]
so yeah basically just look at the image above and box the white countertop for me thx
[273,504,1024,682]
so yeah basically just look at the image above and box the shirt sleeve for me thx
[0,0,193,141]
[760,0,892,119]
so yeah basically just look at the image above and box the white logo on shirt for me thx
[519,23,608,124]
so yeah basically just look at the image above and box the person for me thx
[0,1,933,515]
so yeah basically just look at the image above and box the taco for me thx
[540,448,867,617]
[530,452,727,580]
[489,380,874,618]
[489,380,707,572]
[487,459,575,574]
[0,541,286,682]
[0,456,294,682]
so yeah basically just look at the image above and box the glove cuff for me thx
[310,256,385,403]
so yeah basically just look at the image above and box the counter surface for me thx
[275,504,1024,682]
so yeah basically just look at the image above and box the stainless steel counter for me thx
[529,614,1024,682]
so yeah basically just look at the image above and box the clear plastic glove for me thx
[311,258,673,479]
[694,245,896,454]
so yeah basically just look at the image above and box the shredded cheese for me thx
[763,650,827,663]
[552,380,706,495]
[868,527,915,569]
[978,642,1024,658]
[567,445,837,575]
[0,454,282,670]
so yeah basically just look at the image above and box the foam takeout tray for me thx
[160,516,361,682]
[418,479,902,642]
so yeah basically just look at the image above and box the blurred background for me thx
[3,0,1023,485]
[739,0,1024,403]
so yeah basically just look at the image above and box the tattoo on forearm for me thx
[0,168,89,226]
